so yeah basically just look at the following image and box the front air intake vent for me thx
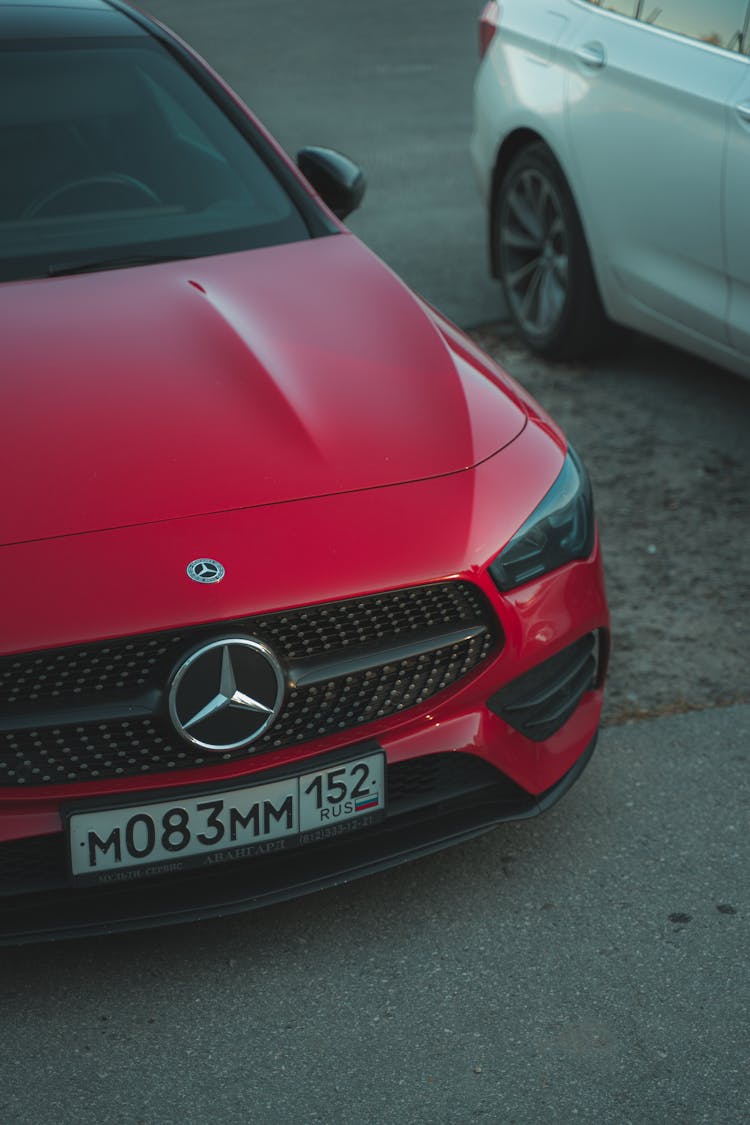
[487,632,600,742]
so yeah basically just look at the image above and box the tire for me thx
[493,142,608,360]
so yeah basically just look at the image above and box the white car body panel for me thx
[471,0,750,378]
[726,67,750,355]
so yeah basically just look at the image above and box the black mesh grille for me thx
[1,582,499,787]
[0,833,63,891]
[1,635,174,709]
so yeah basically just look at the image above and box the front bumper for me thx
[0,733,597,945]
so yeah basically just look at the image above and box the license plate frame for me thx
[65,747,386,885]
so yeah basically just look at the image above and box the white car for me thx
[471,0,750,377]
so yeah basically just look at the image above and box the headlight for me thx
[489,446,595,591]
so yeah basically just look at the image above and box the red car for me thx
[0,0,609,943]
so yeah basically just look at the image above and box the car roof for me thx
[0,0,147,39]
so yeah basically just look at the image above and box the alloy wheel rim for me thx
[500,168,569,338]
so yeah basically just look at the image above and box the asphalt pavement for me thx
[147,0,503,328]
[2,705,747,1123]
[2,3,747,1123]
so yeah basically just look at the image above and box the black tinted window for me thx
[0,38,311,282]
[639,0,748,50]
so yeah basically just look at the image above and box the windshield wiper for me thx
[47,253,191,278]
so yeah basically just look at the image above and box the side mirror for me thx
[296,146,366,220]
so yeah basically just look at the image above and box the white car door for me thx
[725,52,750,359]
[563,1,748,347]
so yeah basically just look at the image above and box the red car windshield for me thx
[0,37,311,281]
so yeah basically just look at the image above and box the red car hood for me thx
[1,233,525,546]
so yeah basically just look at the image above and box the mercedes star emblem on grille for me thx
[168,638,285,751]
[187,558,226,584]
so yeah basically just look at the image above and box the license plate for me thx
[67,750,385,883]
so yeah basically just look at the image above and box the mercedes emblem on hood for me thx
[187,559,225,584]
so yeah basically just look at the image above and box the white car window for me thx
[639,0,748,50]
[587,2,639,17]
